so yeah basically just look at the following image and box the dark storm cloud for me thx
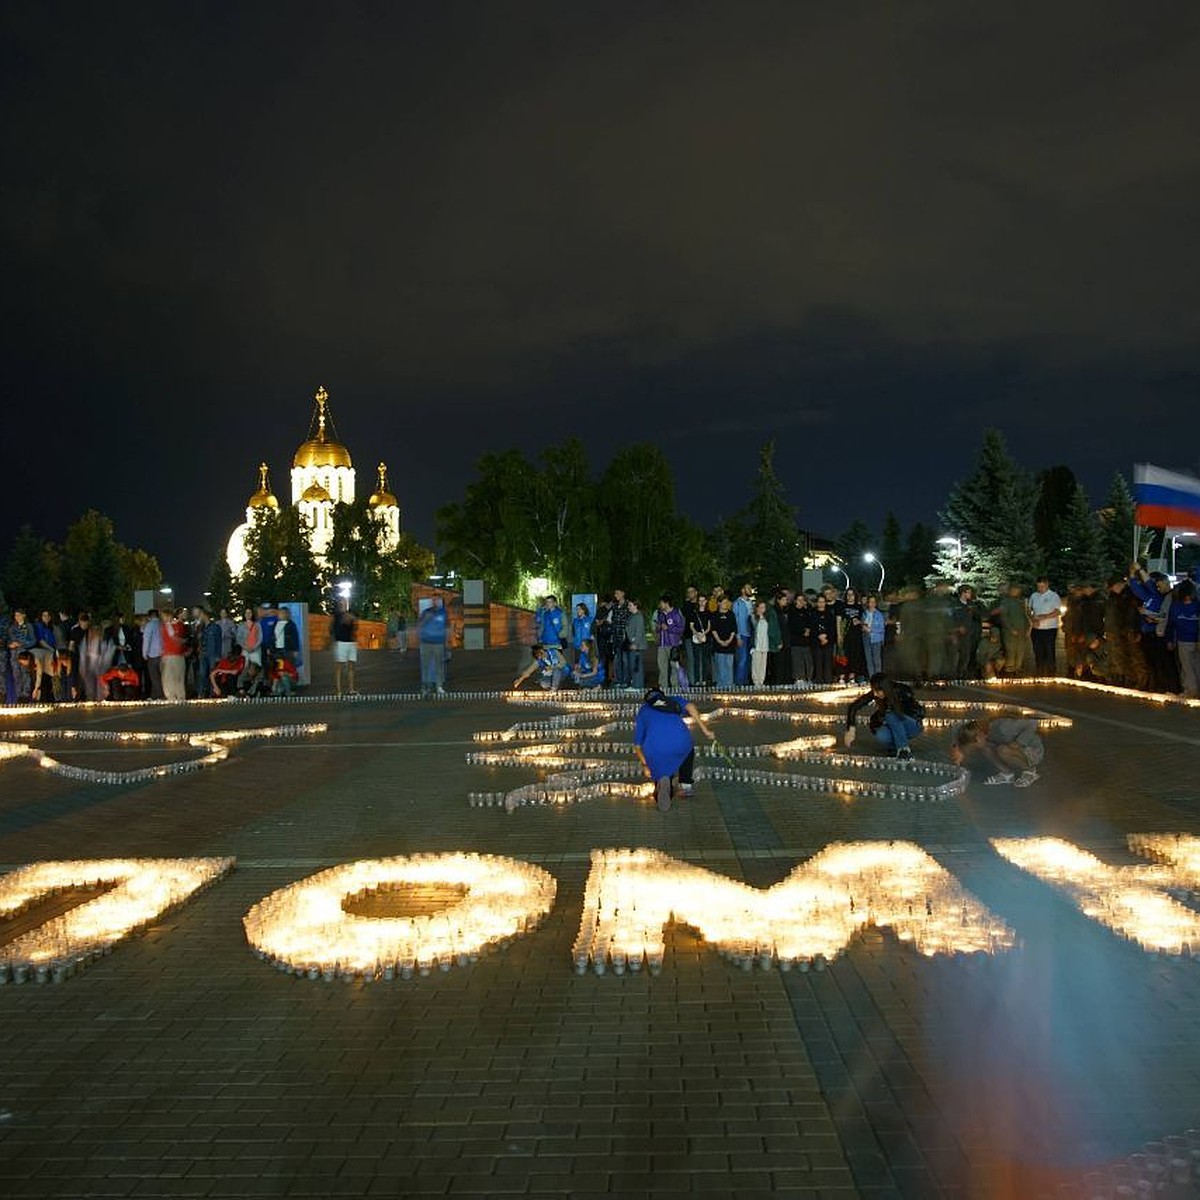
[2,3,1199,594]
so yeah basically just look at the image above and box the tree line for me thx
[0,430,1158,620]
[205,501,436,618]
[437,431,1150,606]
[0,511,162,618]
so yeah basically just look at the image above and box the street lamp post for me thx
[863,552,885,592]
[936,535,963,580]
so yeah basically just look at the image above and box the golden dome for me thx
[292,384,352,470]
[368,461,398,509]
[300,481,332,504]
[247,462,279,510]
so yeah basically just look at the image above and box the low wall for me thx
[308,614,388,652]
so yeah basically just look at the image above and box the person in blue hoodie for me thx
[417,598,449,696]
[537,595,564,650]
[1165,579,1200,698]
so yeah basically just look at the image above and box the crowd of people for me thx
[4,559,1197,707]
[0,602,307,704]
[521,563,1200,699]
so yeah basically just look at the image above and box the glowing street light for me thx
[936,535,963,580]
[863,552,885,591]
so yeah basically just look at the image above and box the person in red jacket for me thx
[161,608,189,702]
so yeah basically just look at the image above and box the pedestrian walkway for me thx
[1,654,1199,1198]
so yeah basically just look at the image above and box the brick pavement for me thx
[1,651,1200,1198]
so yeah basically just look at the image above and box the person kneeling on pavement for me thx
[950,717,1044,787]
[634,688,716,812]
[512,643,571,692]
[843,672,924,760]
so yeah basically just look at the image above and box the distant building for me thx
[226,385,400,577]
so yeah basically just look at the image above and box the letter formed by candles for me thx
[243,853,557,981]
[992,835,1200,956]
[0,857,235,984]
[572,843,1016,975]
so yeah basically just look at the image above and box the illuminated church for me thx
[226,385,401,577]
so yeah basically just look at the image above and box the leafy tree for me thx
[273,509,324,609]
[734,441,804,591]
[326,499,435,616]
[374,532,435,618]
[1,525,60,615]
[1049,483,1110,587]
[206,549,236,614]
[534,439,611,596]
[117,546,162,601]
[237,508,322,610]
[705,514,743,588]
[61,511,126,616]
[937,429,1041,597]
[326,500,390,602]
[437,450,543,604]
[598,444,691,603]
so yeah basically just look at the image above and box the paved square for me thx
[2,650,1199,1198]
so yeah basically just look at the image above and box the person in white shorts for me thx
[950,717,1045,787]
[332,599,359,697]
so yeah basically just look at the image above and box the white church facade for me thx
[226,385,400,578]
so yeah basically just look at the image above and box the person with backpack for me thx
[842,672,924,760]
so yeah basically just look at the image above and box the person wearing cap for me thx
[633,688,716,812]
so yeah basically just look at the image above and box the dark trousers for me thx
[677,748,694,785]
[146,656,164,700]
[1031,628,1057,675]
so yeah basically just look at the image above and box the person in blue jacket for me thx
[633,688,716,812]
[1165,579,1200,698]
[571,602,592,663]
[573,638,605,688]
[537,595,565,649]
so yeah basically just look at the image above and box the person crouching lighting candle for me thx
[950,717,1044,787]
[843,672,924,761]
[634,688,716,812]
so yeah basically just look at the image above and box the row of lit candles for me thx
[0,723,327,785]
[3,672,1195,723]
[0,857,233,983]
[242,853,557,980]
[5,836,1200,983]
[571,844,1017,975]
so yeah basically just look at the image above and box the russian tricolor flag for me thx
[1134,463,1200,530]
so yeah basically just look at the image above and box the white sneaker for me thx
[984,772,1015,786]
[1014,770,1040,788]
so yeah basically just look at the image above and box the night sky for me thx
[4,3,1200,600]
